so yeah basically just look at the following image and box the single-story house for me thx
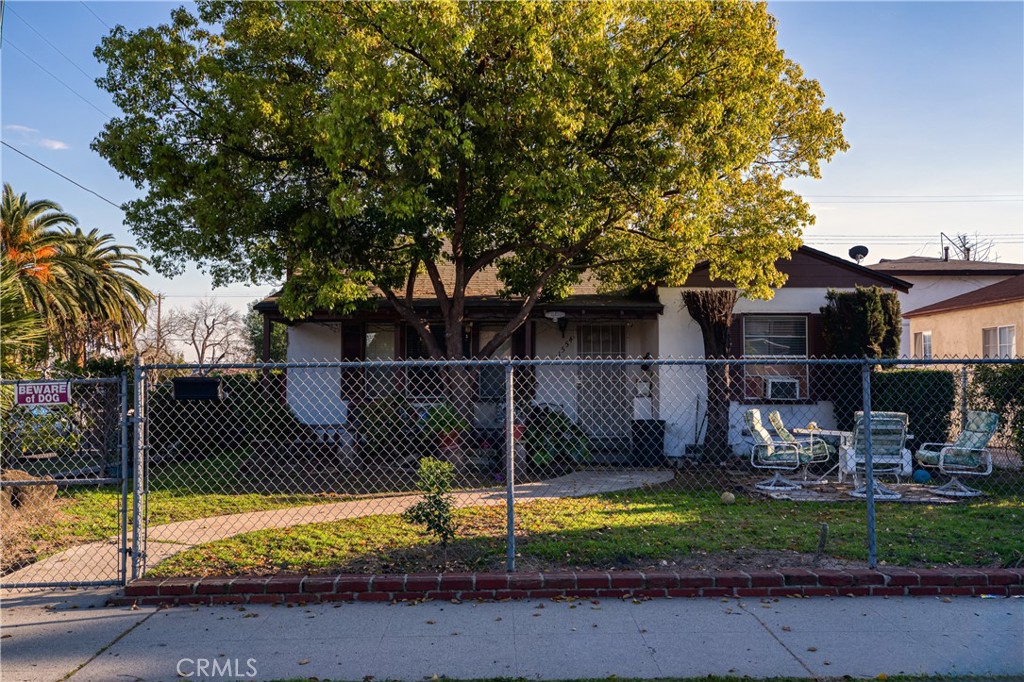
[903,273,1023,359]
[255,246,912,459]
[868,255,1024,358]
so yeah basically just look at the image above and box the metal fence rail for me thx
[129,357,1022,580]
[3,358,1021,589]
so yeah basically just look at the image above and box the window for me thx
[913,331,932,359]
[363,323,396,396]
[742,316,808,401]
[983,325,1016,359]
[477,326,513,401]
[404,325,471,399]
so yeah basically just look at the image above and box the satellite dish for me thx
[849,245,869,264]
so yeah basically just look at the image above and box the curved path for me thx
[3,470,673,587]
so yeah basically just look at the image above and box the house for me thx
[867,255,1024,358]
[256,245,911,461]
[903,274,1023,359]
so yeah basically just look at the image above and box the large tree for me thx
[94,1,847,360]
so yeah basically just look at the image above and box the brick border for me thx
[110,568,1024,607]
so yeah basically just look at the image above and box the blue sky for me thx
[2,1,1022,316]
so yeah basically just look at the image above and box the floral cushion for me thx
[747,409,813,464]
[916,411,997,469]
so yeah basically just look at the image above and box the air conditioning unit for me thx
[765,377,800,401]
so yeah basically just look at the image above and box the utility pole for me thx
[155,293,164,360]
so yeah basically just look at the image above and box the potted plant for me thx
[423,403,471,454]
[524,406,591,476]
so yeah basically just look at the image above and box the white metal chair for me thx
[915,410,998,498]
[746,409,818,492]
[847,411,912,501]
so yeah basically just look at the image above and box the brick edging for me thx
[110,568,1024,607]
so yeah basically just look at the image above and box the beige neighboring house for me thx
[868,255,1024,358]
[903,274,1024,359]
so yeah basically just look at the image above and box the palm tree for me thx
[55,228,154,362]
[1,184,154,364]
[0,183,88,321]
[0,259,47,377]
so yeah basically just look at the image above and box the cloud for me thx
[39,138,70,151]
[3,124,39,134]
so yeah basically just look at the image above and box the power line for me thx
[4,40,112,119]
[7,6,96,82]
[1,141,123,209]
[79,1,110,30]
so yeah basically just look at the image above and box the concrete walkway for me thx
[4,470,673,586]
[2,588,1021,681]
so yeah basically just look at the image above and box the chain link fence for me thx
[125,357,1022,581]
[1,376,129,588]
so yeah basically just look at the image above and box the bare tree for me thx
[167,299,251,365]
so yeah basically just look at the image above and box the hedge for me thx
[872,369,956,447]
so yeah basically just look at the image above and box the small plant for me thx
[524,406,591,469]
[422,403,470,435]
[402,457,458,559]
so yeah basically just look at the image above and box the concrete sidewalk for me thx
[2,588,1021,681]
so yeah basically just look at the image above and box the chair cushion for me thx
[767,411,796,443]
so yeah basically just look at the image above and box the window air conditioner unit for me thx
[765,377,800,401]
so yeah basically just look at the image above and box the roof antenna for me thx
[848,245,869,264]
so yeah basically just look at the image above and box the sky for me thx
[2,1,1022,322]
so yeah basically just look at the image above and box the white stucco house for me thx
[255,246,912,461]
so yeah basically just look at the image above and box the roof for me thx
[903,274,1024,318]
[868,256,1024,277]
[679,245,912,293]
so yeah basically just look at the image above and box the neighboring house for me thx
[255,246,911,459]
[868,255,1024,358]
[903,274,1023,359]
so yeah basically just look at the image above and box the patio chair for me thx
[915,410,998,498]
[847,411,912,501]
[767,410,835,464]
[745,409,819,492]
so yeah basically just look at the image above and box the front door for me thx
[576,325,631,439]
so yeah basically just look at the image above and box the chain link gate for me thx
[1,375,131,589]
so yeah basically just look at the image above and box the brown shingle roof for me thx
[869,256,1024,277]
[903,274,1024,318]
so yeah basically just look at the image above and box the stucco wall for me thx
[894,275,1011,357]
[656,287,844,457]
[909,301,1023,358]
[286,323,348,425]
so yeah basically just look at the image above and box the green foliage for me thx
[0,260,46,377]
[972,363,1024,458]
[524,407,591,468]
[402,457,457,550]
[244,303,287,362]
[873,369,956,447]
[423,403,470,435]
[821,286,902,359]
[357,393,418,460]
[94,1,847,358]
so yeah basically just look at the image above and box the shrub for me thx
[524,406,591,468]
[972,363,1024,458]
[872,369,956,446]
[423,403,470,434]
[355,393,417,460]
[402,457,457,554]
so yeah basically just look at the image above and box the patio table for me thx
[792,428,853,483]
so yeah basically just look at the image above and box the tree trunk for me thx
[682,289,738,462]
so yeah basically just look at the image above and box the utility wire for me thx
[7,6,97,81]
[80,1,110,30]
[1,141,123,209]
[4,40,112,119]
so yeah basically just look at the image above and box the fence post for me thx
[960,365,969,426]
[119,371,129,586]
[131,357,144,581]
[861,360,877,569]
[504,363,516,573]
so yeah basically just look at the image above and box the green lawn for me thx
[145,479,1024,578]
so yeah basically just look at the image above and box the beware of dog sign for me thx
[15,381,71,406]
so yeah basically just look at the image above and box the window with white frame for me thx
[742,315,808,401]
[982,325,1016,359]
[913,331,932,359]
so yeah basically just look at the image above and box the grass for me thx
[145,476,1024,578]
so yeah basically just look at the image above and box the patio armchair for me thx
[745,409,819,492]
[847,411,912,501]
[767,410,835,463]
[915,410,998,498]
